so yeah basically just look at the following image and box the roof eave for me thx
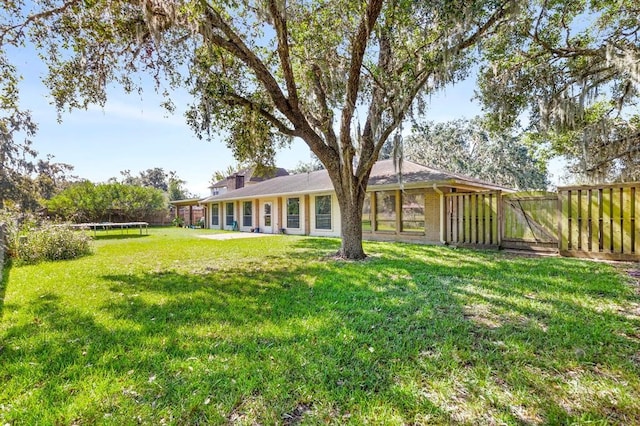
[201,187,335,203]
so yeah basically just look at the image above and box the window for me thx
[287,198,300,228]
[376,191,396,231]
[402,190,425,232]
[315,195,332,230]
[264,203,272,227]
[362,193,372,231]
[243,201,253,227]
[225,203,234,227]
[211,203,219,226]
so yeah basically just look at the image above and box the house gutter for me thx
[433,184,446,244]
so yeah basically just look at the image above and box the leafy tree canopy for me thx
[115,167,168,191]
[0,129,74,211]
[47,181,165,222]
[393,118,549,190]
[211,164,242,184]
[112,167,191,199]
[167,170,192,201]
[477,0,640,183]
[290,158,325,175]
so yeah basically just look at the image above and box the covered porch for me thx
[170,198,206,228]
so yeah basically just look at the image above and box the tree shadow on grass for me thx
[0,292,198,424]
[1,237,639,424]
[101,243,639,423]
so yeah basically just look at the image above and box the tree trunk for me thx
[334,177,367,260]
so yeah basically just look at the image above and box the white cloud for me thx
[86,100,186,126]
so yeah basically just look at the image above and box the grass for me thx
[1,227,639,424]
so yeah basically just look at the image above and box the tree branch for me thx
[1,0,81,44]
[585,133,640,172]
[309,63,339,152]
[198,1,334,166]
[266,0,299,109]
[199,2,300,122]
[361,29,391,168]
[358,1,516,180]
[339,0,384,160]
[224,93,298,137]
[457,0,515,52]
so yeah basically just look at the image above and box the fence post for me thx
[557,189,563,253]
[0,222,5,283]
[497,191,504,247]
[433,185,446,244]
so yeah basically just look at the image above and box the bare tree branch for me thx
[339,0,384,165]
[309,63,339,153]
[266,0,299,109]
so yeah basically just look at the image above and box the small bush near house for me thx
[15,224,92,264]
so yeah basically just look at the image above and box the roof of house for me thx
[200,159,510,203]
[170,197,206,207]
[208,167,289,189]
[209,179,228,189]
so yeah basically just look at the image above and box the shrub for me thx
[0,210,30,258]
[15,224,92,264]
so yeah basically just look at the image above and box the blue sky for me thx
[12,45,562,196]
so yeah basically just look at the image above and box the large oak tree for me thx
[2,0,524,258]
[478,0,640,183]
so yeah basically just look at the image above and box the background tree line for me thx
[46,181,165,223]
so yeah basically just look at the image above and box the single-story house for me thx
[172,166,289,226]
[199,159,510,244]
[208,166,290,196]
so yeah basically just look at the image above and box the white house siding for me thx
[207,190,439,241]
[194,159,511,245]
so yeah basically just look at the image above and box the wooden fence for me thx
[559,183,639,261]
[444,182,640,261]
[445,191,501,248]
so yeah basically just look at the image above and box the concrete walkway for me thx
[197,232,279,241]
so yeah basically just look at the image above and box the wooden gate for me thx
[502,193,558,251]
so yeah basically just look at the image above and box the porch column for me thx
[433,184,446,244]
[254,199,259,230]
[304,195,311,235]
[395,189,401,234]
[371,192,377,232]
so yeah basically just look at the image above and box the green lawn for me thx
[1,227,639,424]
